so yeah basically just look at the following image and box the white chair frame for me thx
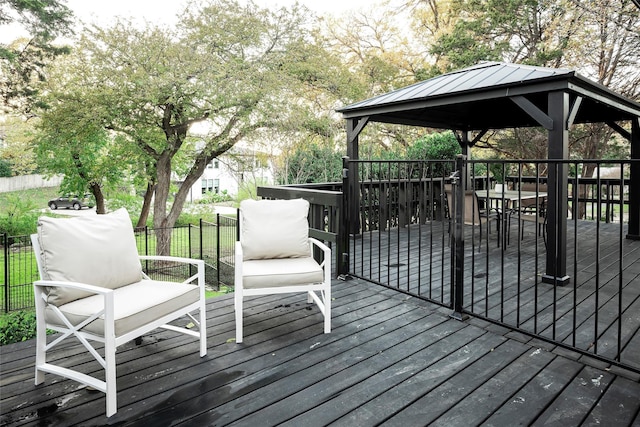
[31,235,207,417]
[234,237,331,343]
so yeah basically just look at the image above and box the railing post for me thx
[144,226,149,272]
[199,218,204,261]
[338,156,350,277]
[236,208,240,241]
[450,154,468,321]
[216,213,221,288]
[3,233,8,313]
[628,120,640,240]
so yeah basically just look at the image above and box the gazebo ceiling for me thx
[337,62,640,132]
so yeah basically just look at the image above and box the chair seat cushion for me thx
[242,257,324,289]
[45,280,199,337]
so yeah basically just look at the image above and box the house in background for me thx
[180,148,274,202]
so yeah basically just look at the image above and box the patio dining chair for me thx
[234,198,331,343]
[445,185,502,248]
[516,182,547,243]
[31,208,207,417]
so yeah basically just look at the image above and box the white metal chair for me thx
[234,199,331,343]
[31,208,207,417]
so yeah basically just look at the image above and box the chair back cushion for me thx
[240,199,310,261]
[37,208,142,306]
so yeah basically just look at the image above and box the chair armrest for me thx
[308,237,331,255]
[33,279,113,296]
[309,237,331,274]
[138,255,205,288]
[33,280,116,339]
[139,255,205,267]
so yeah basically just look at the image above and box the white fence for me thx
[0,174,62,193]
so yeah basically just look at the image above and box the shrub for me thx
[0,310,37,345]
[175,205,220,225]
[106,192,143,214]
[0,193,39,236]
[407,131,461,161]
[407,131,461,176]
[197,190,233,204]
[0,159,11,177]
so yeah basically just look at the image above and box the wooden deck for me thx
[2,277,640,426]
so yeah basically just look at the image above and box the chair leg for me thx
[235,291,243,343]
[199,301,207,357]
[105,334,117,417]
[505,214,511,246]
[324,289,331,334]
[34,296,47,385]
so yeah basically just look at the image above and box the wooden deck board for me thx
[532,365,616,426]
[426,346,557,426]
[2,280,640,425]
[382,338,530,426]
[481,356,585,426]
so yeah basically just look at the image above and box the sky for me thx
[0,0,378,43]
[64,0,376,27]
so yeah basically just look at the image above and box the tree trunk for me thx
[137,181,155,229]
[90,183,107,214]
[153,154,173,256]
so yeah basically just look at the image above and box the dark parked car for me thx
[48,194,95,210]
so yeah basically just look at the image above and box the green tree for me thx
[0,115,37,175]
[429,0,578,72]
[37,0,325,255]
[35,98,128,214]
[316,6,433,155]
[0,0,74,114]
[276,141,343,184]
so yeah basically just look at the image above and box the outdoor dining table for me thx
[475,189,547,210]
[475,189,548,245]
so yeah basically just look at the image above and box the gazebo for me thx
[337,62,640,285]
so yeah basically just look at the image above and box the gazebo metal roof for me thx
[337,62,640,131]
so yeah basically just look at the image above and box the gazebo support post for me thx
[627,118,640,240]
[450,154,468,321]
[543,91,571,285]
[346,117,367,236]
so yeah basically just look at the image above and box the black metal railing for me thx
[344,156,640,373]
[1,214,238,313]
[1,234,36,313]
[349,160,454,305]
